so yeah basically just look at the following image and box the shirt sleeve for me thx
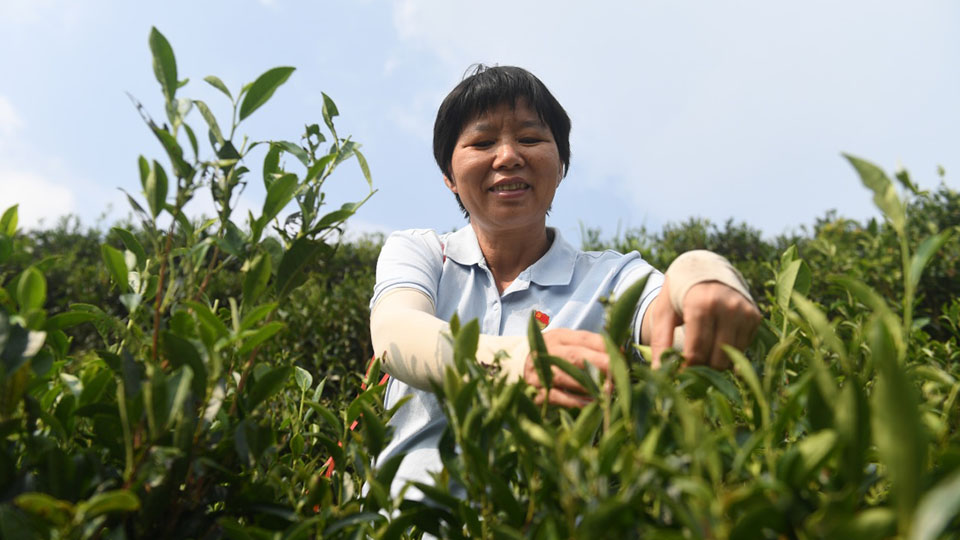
[371,229,446,309]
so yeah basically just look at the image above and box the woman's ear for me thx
[443,175,458,194]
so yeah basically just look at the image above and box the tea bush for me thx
[1,28,958,539]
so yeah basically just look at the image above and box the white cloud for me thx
[0,169,75,230]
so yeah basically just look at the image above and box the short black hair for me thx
[433,65,572,217]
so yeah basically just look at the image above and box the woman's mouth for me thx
[490,182,529,192]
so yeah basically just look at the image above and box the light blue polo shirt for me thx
[371,225,663,499]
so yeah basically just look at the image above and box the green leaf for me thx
[246,365,292,411]
[0,205,17,236]
[354,148,373,188]
[724,345,768,425]
[204,75,232,100]
[141,160,168,219]
[75,490,140,520]
[683,366,741,406]
[275,140,309,168]
[261,173,298,224]
[869,316,924,529]
[791,293,849,372]
[910,467,960,540]
[453,318,479,375]
[909,230,953,293]
[321,92,339,141]
[110,227,146,267]
[263,143,282,188]
[149,27,177,102]
[776,259,810,313]
[527,314,550,389]
[184,301,230,341]
[15,267,46,312]
[237,321,285,354]
[0,236,11,263]
[312,203,359,232]
[831,508,896,540]
[294,366,312,393]
[101,244,129,292]
[791,429,838,484]
[275,238,332,298]
[14,493,74,526]
[843,154,905,233]
[162,332,207,397]
[193,99,224,145]
[605,335,631,419]
[607,274,650,347]
[239,302,277,332]
[238,67,295,121]
[242,252,272,308]
[45,311,97,331]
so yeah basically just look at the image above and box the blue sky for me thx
[1,0,957,245]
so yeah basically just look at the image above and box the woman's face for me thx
[444,100,562,237]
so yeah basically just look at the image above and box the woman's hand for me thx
[523,328,609,408]
[648,276,762,370]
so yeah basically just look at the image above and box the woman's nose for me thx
[493,141,524,169]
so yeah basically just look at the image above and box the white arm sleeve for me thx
[370,287,529,391]
[664,250,756,315]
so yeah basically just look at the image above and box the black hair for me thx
[433,65,572,217]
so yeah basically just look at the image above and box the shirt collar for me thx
[444,225,577,287]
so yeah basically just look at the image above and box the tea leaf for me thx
[776,259,810,313]
[909,230,953,293]
[238,67,295,121]
[262,173,298,225]
[203,75,232,100]
[910,467,960,540]
[276,237,331,299]
[193,99,224,145]
[100,244,129,292]
[0,204,17,236]
[149,27,177,102]
[605,335,631,419]
[607,274,649,347]
[844,154,905,233]
[246,365,292,411]
[238,321,284,354]
[14,493,74,526]
[161,332,207,397]
[869,315,924,530]
[15,267,46,312]
[111,227,146,267]
[144,160,168,218]
[241,252,271,308]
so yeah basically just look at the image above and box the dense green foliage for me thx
[1,28,958,539]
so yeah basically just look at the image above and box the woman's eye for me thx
[470,140,494,148]
[519,137,543,144]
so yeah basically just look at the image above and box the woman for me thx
[370,65,760,499]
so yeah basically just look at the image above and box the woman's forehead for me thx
[463,100,545,131]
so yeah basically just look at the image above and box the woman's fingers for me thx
[522,328,611,400]
[649,285,681,369]
[534,387,593,408]
[710,321,738,370]
[679,282,762,370]
[681,301,715,367]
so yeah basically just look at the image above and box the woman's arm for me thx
[641,250,761,369]
[370,287,529,390]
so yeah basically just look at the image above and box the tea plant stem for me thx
[193,244,220,301]
[117,381,134,481]
[900,234,913,341]
[152,221,176,364]
[229,312,275,416]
